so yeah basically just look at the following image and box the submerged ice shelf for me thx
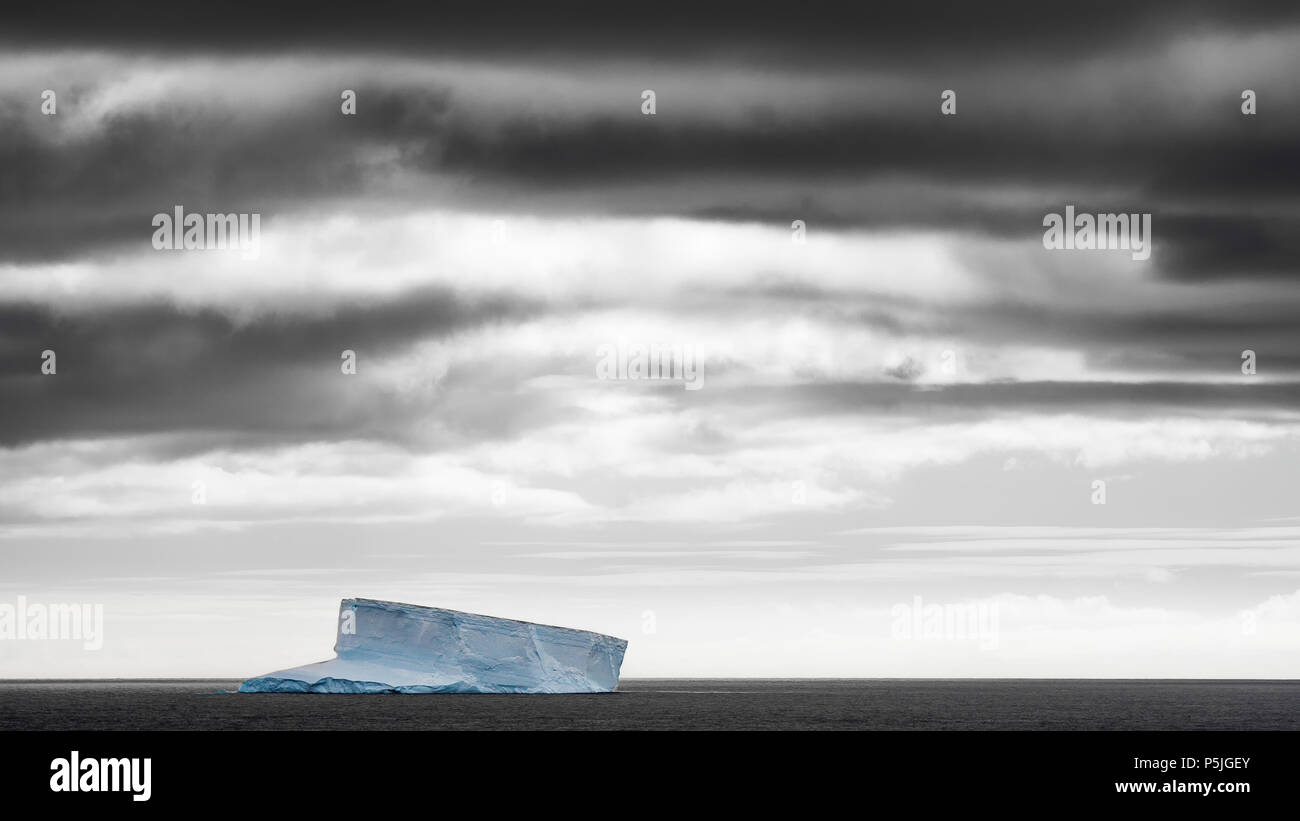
[239,598,628,694]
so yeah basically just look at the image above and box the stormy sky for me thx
[2,2,1299,677]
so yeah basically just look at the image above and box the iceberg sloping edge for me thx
[238,598,629,694]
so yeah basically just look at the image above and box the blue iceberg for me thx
[239,598,628,694]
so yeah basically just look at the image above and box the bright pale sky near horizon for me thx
[2,1,1299,678]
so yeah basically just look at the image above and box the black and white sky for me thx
[2,1,1299,676]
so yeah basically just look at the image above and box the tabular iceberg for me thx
[239,598,628,694]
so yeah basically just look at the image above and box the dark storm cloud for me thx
[428,113,1288,191]
[6,1,1296,61]
[6,90,1300,279]
[0,89,456,262]
[12,277,1293,454]
[0,0,1295,453]
[1155,213,1300,280]
[0,289,545,448]
[2,4,1299,279]
[429,118,1300,281]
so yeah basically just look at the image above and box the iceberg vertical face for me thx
[239,599,628,694]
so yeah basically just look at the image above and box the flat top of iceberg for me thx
[345,597,627,645]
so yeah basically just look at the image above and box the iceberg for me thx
[238,598,628,694]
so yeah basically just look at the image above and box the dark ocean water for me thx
[1,679,1296,730]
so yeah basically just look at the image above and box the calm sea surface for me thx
[1,679,1296,730]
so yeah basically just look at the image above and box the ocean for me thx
[1,679,1296,730]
